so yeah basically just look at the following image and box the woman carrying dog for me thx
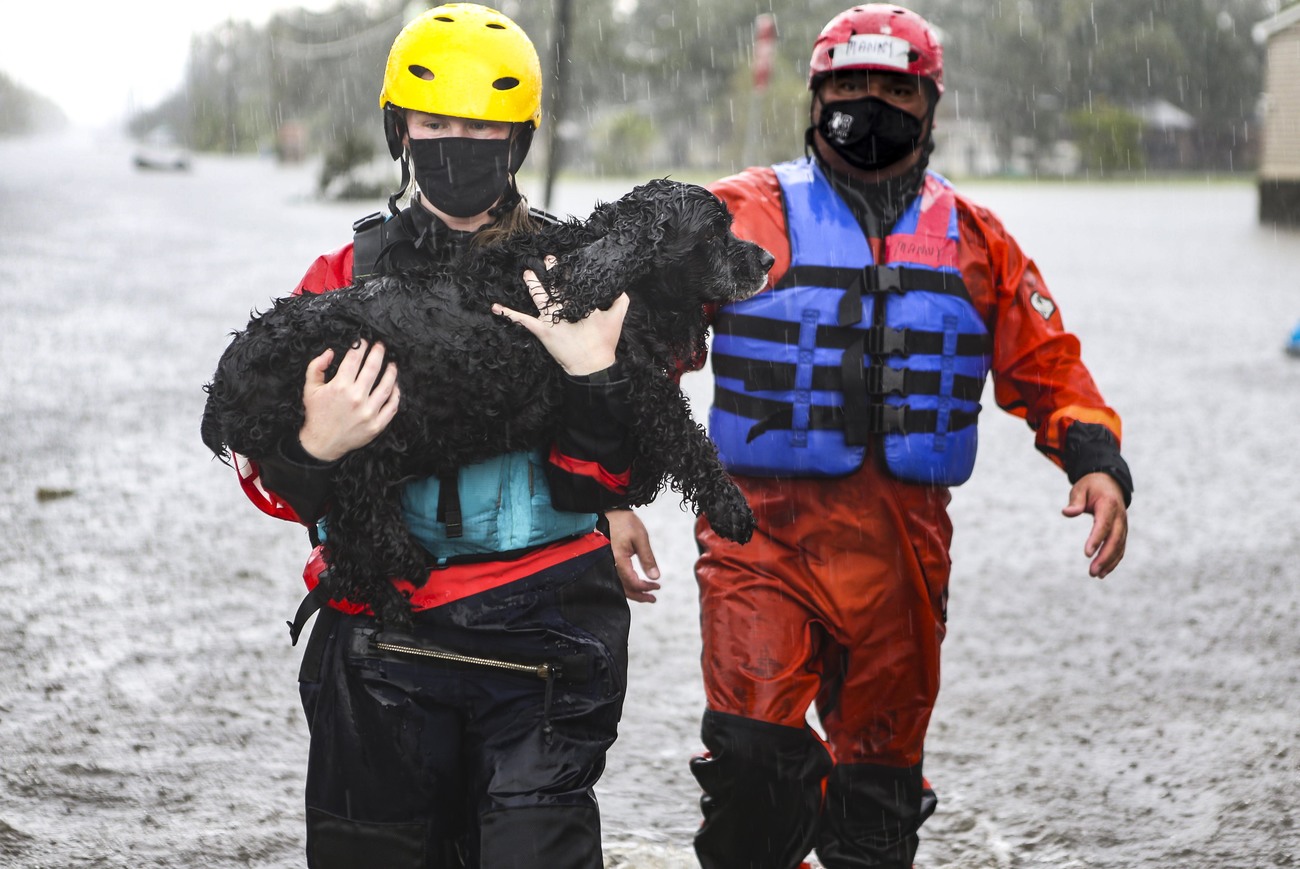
[229,6,633,867]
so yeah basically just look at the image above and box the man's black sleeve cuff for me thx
[1063,422,1133,507]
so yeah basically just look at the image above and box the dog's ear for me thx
[557,194,664,309]
[562,229,653,304]
[557,180,722,316]
[199,386,231,463]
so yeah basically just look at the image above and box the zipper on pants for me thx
[373,639,561,744]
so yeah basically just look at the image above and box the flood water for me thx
[1,130,1297,868]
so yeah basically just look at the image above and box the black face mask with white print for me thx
[813,95,927,172]
[409,136,514,218]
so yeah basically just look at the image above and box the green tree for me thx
[936,0,1271,172]
[133,0,1275,176]
[1068,99,1145,174]
[591,110,657,175]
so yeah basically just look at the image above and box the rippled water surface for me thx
[1,131,1297,867]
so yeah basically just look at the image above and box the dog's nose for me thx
[758,247,775,273]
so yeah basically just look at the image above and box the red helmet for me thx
[808,5,944,95]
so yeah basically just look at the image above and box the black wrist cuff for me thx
[1063,422,1133,507]
[280,436,336,469]
[565,359,627,386]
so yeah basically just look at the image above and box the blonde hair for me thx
[474,197,540,247]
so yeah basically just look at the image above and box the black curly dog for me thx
[202,179,773,625]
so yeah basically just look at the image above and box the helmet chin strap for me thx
[385,105,412,216]
[486,178,522,219]
[389,154,412,217]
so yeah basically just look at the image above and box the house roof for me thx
[1255,4,1300,41]
[1137,99,1196,131]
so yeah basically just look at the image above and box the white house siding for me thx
[1260,10,1300,225]
[1262,21,1300,178]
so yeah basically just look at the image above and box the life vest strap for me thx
[287,581,333,646]
[715,315,991,357]
[351,211,387,279]
[775,264,970,298]
[714,386,980,443]
[774,265,973,329]
[436,472,464,539]
[841,336,871,444]
[711,354,984,401]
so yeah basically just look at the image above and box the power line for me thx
[271,11,405,62]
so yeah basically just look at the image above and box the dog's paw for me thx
[521,255,550,283]
[377,585,414,632]
[707,503,756,544]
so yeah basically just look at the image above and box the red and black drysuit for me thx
[233,203,635,869]
[689,159,1132,869]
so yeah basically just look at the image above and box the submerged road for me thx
[0,131,1296,867]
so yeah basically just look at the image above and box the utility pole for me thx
[743,14,777,169]
[542,0,573,212]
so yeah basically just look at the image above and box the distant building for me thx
[1135,99,1197,171]
[930,116,1003,178]
[1257,5,1300,226]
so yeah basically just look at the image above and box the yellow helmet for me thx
[380,3,542,129]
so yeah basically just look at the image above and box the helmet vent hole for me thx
[434,16,454,22]
[492,77,520,90]
[408,65,435,81]
[486,23,506,29]
[908,50,919,62]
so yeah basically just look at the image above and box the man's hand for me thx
[606,509,662,603]
[492,256,630,376]
[298,340,400,462]
[1062,472,1128,578]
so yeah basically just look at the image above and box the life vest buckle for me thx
[869,403,911,434]
[862,266,905,294]
[865,326,911,356]
[351,211,385,233]
[866,365,907,396]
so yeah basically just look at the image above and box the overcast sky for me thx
[1,0,354,128]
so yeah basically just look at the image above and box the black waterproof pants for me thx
[297,546,630,869]
[692,711,937,869]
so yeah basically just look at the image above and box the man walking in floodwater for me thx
[607,4,1132,866]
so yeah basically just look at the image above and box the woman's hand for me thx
[492,256,629,376]
[297,339,401,462]
[606,509,662,603]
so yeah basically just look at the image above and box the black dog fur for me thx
[202,179,772,625]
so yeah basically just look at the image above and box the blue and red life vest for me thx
[708,158,992,485]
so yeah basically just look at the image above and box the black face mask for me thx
[814,96,928,172]
[409,136,513,218]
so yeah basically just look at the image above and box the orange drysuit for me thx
[690,164,1126,869]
